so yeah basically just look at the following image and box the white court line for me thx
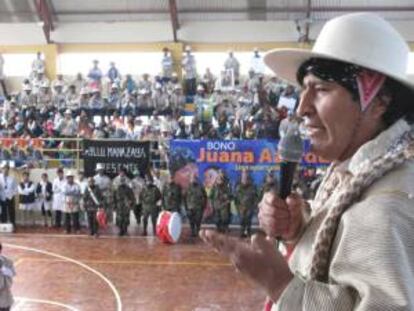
[4,243,122,311]
[13,297,79,311]
[10,299,25,310]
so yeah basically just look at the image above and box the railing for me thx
[0,137,167,170]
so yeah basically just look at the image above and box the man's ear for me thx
[368,95,391,120]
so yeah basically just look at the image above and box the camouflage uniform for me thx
[210,181,232,233]
[139,183,162,235]
[162,182,182,213]
[130,175,145,226]
[185,180,207,236]
[83,185,103,236]
[234,180,258,237]
[114,183,135,236]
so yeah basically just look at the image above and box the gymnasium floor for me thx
[1,227,265,311]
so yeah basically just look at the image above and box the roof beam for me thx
[34,0,54,43]
[304,0,312,42]
[56,6,414,15]
[248,0,266,20]
[168,0,179,42]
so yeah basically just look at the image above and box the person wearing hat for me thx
[71,72,86,94]
[56,109,78,138]
[52,168,65,228]
[112,167,131,190]
[51,80,67,113]
[31,67,48,95]
[83,177,103,237]
[161,174,182,214]
[130,169,145,227]
[224,50,240,85]
[139,174,162,236]
[18,171,37,226]
[107,83,120,116]
[34,79,52,114]
[152,82,169,115]
[113,175,135,236]
[201,13,414,310]
[63,170,81,234]
[65,84,80,116]
[107,61,121,84]
[184,172,207,237]
[19,83,36,115]
[165,72,181,94]
[250,47,265,76]
[51,73,67,91]
[36,172,53,227]
[181,45,197,96]
[93,163,113,224]
[0,163,18,228]
[169,84,186,116]
[88,88,104,117]
[0,53,7,98]
[87,60,102,90]
[234,170,258,238]
[161,47,174,83]
[209,171,232,233]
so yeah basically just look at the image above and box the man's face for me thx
[298,74,380,162]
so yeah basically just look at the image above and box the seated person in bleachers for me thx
[169,85,186,116]
[152,83,170,115]
[52,81,67,114]
[88,88,104,116]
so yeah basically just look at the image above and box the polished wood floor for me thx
[1,226,265,311]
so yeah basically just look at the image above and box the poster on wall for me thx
[83,140,151,178]
[169,139,329,191]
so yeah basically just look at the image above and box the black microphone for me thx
[278,121,304,199]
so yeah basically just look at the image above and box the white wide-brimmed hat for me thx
[264,13,413,89]
[66,170,76,177]
[96,163,105,170]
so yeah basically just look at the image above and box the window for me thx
[57,52,164,77]
[3,53,36,77]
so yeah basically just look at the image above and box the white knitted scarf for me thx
[309,119,414,281]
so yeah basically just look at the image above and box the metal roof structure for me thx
[1,0,414,43]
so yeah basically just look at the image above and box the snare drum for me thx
[156,211,182,244]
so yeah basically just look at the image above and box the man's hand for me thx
[200,229,293,302]
[258,192,305,242]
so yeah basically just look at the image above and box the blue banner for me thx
[169,139,329,191]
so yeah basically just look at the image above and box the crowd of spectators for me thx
[0,48,304,167]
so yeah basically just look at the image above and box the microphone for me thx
[278,120,304,199]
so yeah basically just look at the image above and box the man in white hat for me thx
[57,109,77,138]
[87,59,102,89]
[71,72,86,94]
[181,45,197,96]
[63,170,81,234]
[18,171,37,226]
[0,163,18,228]
[201,13,414,310]
[36,79,52,112]
[169,84,185,116]
[31,51,45,79]
[78,87,90,114]
[161,47,174,83]
[107,61,121,84]
[19,83,36,114]
[52,80,67,114]
[51,73,67,92]
[152,82,169,115]
[66,84,80,115]
[31,68,49,96]
[224,50,240,85]
[52,168,65,228]
[108,83,120,116]
[93,163,113,224]
[250,47,265,76]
